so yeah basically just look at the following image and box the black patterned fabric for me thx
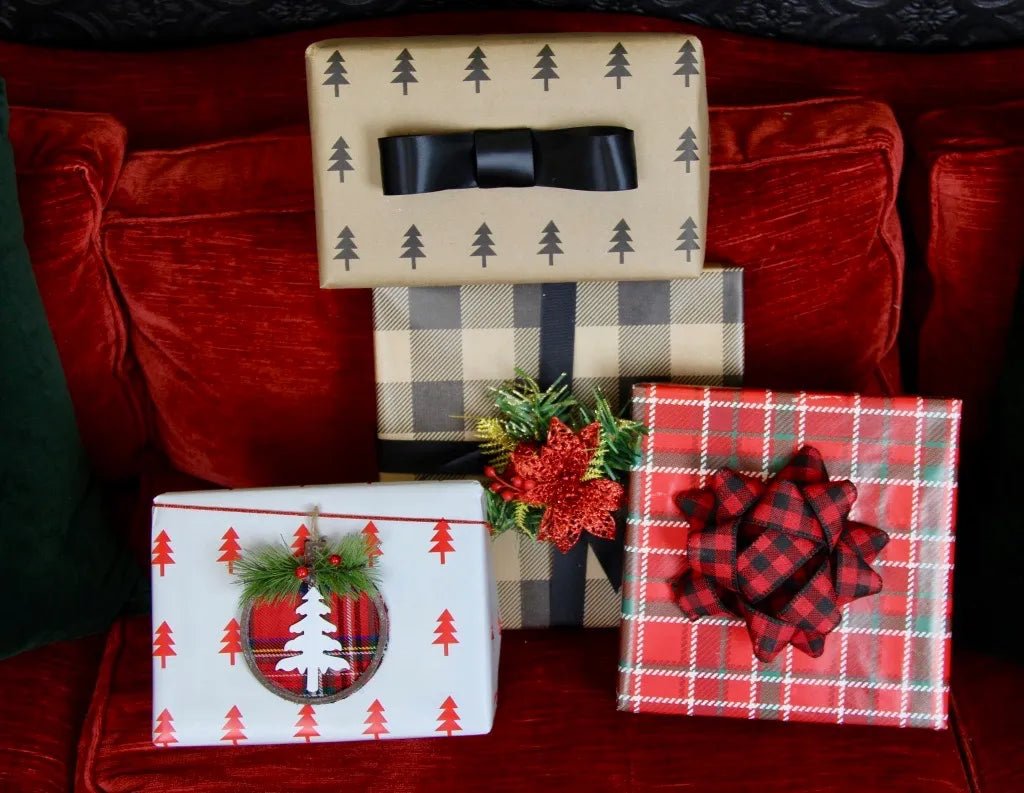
[1,0,1022,51]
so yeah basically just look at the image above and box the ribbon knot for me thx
[675,446,889,663]
[379,126,637,195]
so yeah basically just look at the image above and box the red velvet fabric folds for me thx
[910,100,1024,445]
[77,617,970,793]
[100,98,902,489]
[8,108,149,480]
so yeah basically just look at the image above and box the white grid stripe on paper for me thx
[782,392,807,722]
[617,664,950,692]
[632,394,959,421]
[688,387,713,717]
[617,694,944,722]
[748,390,773,720]
[622,613,951,639]
[644,467,952,490]
[934,402,960,729]
[838,392,861,725]
[899,398,925,728]
[632,384,658,714]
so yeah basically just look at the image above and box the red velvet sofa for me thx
[2,11,1023,793]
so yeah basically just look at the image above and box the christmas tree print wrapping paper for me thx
[374,267,743,629]
[150,481,499,746]
[618,385,961,728]
[307,33,708,288]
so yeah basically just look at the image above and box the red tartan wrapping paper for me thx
[617,385,961,729]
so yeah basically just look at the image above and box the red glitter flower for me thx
[509,418,625,552]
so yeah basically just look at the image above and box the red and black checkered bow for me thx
[674,446,889,663]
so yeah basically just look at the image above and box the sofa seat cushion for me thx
[101,97,903,489]
[78,617,969,793]
[0,635,104,793]
[951,649,1024,793]
[910,100,1024,447]
[9,105,149,480]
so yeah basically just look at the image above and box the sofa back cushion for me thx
[101,97,903,488]
[910,100,1024,446]
[9,105,149,479]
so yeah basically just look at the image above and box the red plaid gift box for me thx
[617,385,961,728]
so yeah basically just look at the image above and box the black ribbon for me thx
[379,126,637,196]
[378,282,625,626]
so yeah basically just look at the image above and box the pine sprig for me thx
[489,370,577,442]
[234,533,379,606]
[474,416,517,469]
[486,489,543,539]
[581,394,648,481]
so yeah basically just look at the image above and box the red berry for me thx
[511,476,524,488]
[500,489,515,502]
[489,481,503,493]
[522,479,536,492]
[328,554,341,566]
[295,566,310,580]
[483,466,497,479]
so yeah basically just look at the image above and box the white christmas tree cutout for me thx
[276,584,350,694]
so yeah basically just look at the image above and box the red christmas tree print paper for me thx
[433,609,458,656]
[290,524,311,556]
[436,696,461,736]
[362,521,382,566]
[221,706,246,745]
[430,520,454,564]
[217,528,242,573]
[154,709,177,747]
[153,621,175,668]
[294,704,319,743]
[220,619,242,665]
[363,699,388,739]
[152,530,173,576]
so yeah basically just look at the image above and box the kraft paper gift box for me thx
[375,268,744,628]
[150,481,499,746]
[618,384,961,728]
[306,32,708,287]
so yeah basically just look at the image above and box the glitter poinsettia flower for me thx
[508,417,625,552]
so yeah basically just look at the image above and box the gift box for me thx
[618,384,961,728]
[306,32,708,288]
[376,269,743,628]
[150,481,499,746]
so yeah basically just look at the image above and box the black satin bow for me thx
[378,126,637,195]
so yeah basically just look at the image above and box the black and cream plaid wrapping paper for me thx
[374,267,744,628]
[374,268,743,443]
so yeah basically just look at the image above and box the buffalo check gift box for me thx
[150,481,500,746]
[618,384,961,728]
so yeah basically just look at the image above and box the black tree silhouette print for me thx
[328,136,353,183]
[538,221,562,266]
[675,41,699,88]
[677,217,700,263]
[323,50,348,97]
[606,43,631,89]
[401,225,425,269]
[471,223,495,267]
[465,47,490,93]
[608,219,634,264]
[533,45,558,91]
[392,49,417,95]
[334,226,358,271]
[676,128,698,173]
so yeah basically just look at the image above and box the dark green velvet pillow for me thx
[0,79,139,659]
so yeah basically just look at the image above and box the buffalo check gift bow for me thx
[674,445,889,663]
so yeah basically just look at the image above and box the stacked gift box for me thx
[148,31,962,748]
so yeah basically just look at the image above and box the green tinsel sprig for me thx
[234,532,378,605]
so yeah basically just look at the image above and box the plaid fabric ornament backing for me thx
[618,384,961,728]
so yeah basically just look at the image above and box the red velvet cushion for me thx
[0,635,104,793]
[78,617,969,793]
[1,12,1023,149]
[101,97,901,489]
[910,100,1024,445]
[9,107,149,480]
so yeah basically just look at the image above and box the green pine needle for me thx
[486,489,543,539]
[234,533,379,606]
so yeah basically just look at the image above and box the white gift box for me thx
[150,480,499,747]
